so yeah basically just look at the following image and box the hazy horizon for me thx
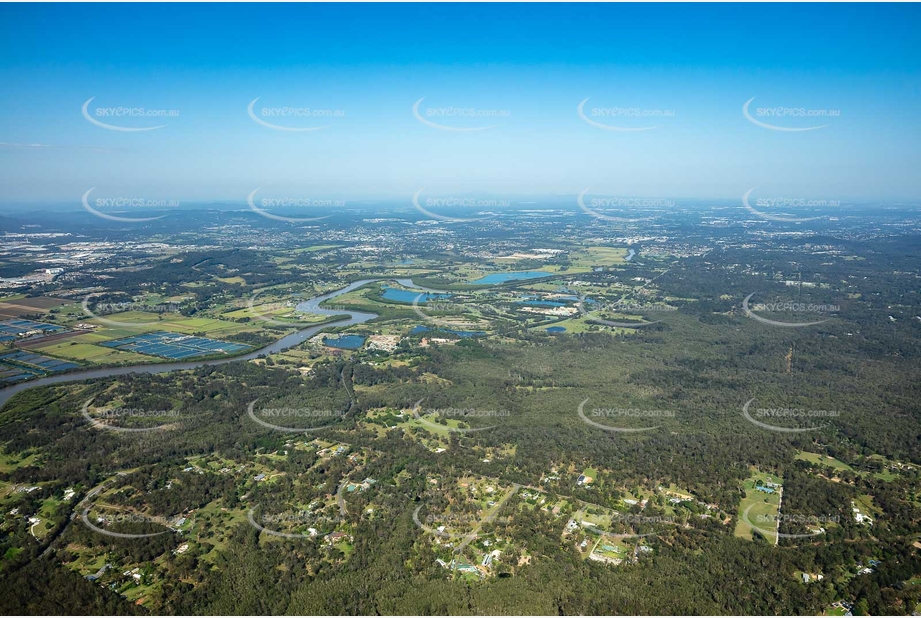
[2,3,920,207]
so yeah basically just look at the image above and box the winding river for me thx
[0,278,400,408]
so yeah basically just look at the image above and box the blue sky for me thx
[1,3,919,206]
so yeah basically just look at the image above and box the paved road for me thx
[775,487,783,546]
[454,483,520,554]
[40,475,115,558]
[336,479,349,516]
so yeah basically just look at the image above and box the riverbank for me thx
[0,279,387,409]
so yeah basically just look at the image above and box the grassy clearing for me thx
[797,451,904,482]
[221,305,329,324]
[529,315,640,335]
[569,247,629,269]
[214,276,245,285]
[31,339,151,364]
[0,451,38,474]
[795,451,854,472]
[734,469,783,544]
[399,413,467,438]
[77,312,261,338]
[591,539,629,561]
[27,313,263,364]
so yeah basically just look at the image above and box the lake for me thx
[471,271,552,285]
[322,335,366,349]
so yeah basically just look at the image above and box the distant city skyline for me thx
[2,3,920,205]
